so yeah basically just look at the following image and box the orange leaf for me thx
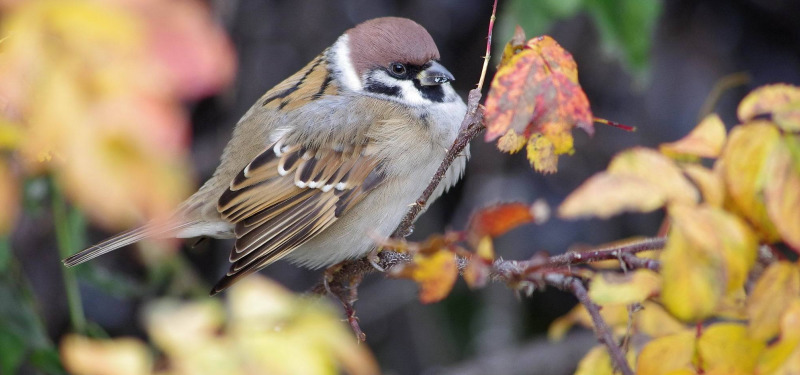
[721,122,782,242]
[697,323,764,375]
[764,135,800,253]
[747,261,800,341]
[393,250,458,304]
[660,114,727,159]
[738,84,800,132]
[637,331,697,375]
[467,202,536,238]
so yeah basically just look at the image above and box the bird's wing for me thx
[211,137,385,294]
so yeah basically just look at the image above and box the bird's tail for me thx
[62,220,196,267]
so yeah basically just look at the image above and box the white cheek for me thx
[395,79,428,106]
[331,35,362,92]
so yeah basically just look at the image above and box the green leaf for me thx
[29,348,66,375]
[584,0,661,73]
[0,328,25,375]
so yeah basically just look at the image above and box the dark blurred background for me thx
[11,0,800,374]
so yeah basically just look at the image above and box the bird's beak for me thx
[417,61,455,86]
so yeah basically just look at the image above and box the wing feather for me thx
[211,138,385,295]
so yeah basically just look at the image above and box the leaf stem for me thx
[51,181,87,334]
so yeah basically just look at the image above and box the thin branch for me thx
[546,237,666,267]
[545,274,634,375]
[476,0,499,91]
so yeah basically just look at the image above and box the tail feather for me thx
[62,221,197,267]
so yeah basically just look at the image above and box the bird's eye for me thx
[389,62,407,77]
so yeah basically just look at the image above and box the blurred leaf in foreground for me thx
[61,275,379,375]
[0,0,235,230]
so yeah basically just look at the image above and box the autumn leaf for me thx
[738,84,800,132]
[588,269,661,306]
[392,250,458,304]
[682,164,725,207]
[607,148,699,205]
[636,331,697,375]
[485,33,593,174]
[660,204,757,322]
[756,299,800,375]
[660,113,727,159]
[575,345,636,375]
[747,261,800,342]
[720,122,781,242]
[764,135,800,253]
[61,335,152,375]
[466,202,539,240]
[559,148,698,219]
[0,0,234,230]
[697,323,764,375]
[498,25,527,68]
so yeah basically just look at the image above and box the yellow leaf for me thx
[697,323,764,375]
[548,304,630,340]
[747,261,800,341]
[721,122,782,242]
[558,173,667,219]
[636,302,690,338]
[575,345,636,375]
[660,205,757,322]
[526,133,558,174]
[228,276,379,375]
[588,269,661,306]
[0,120,23,150]
[714,288,748,320]
[498,25,527,68]
[738,84,800,132]
[764,135,800,253]
[756,300,800,375]
[496,129,527,153]
[661,114,727,159]
[637,331,696,375]
[475,235,495,261]
[61,335,152,375]
[145,300,225,355]
[608,147,699,206]
[682,164,725,207]
[660,214,724,322]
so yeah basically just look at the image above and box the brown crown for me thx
[346,17,440,78]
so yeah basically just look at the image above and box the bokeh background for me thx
[5,0,800,374]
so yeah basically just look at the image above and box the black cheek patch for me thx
[413,80,445,103]
[364,79,401,97]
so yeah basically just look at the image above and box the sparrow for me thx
[63,17,468,295]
